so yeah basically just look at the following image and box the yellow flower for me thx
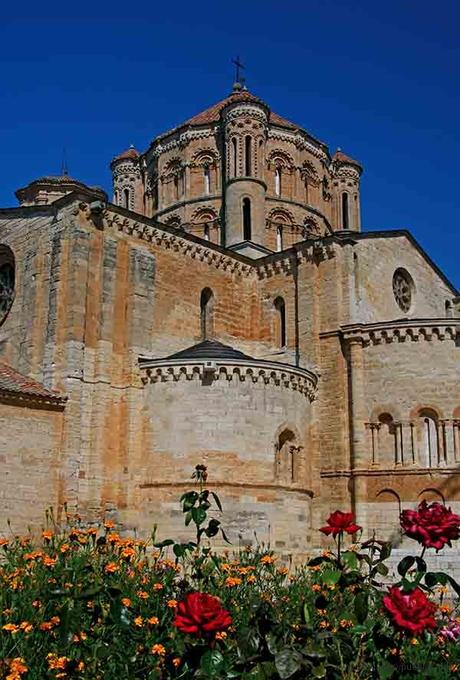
[410,637,419,646]
[151,644,166,656]
[439,604,452,614]
[134,616,144,627]
[247,575,256,584]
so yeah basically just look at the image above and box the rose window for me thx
[0,247,15,324]
[392,269,413,313]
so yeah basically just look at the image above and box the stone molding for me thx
[150,128,218,158]
[321,319,460,346]
[223,104,268,124]
[267,129,328,161]
[139,479,314,497]
[321,466,460,479]
[140,358,317,401]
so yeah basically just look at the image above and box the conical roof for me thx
[165,339,255,362]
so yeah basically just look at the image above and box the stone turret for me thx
[110,146,143,214]
[222,86,270,256]
[331,150,363,231]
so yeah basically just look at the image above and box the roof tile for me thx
[0,363,65,402]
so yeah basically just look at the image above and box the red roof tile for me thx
[182,90,298,130]
[112,146,140,163]
[0,363,65,403]
[333,150,362,170]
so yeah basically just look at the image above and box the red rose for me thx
[383,586,437,635]
[320,510,361,537]
[173,592,232,637]
[400,501,460,551]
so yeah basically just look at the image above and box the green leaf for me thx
[379,542,392,561]
[200,649,225,677]
[153,538,174,549]
[397,555,415,577]
[274,650,303,679]
[377,659,396,679]
[341,551,359,571]
[321,568,341,586]
[312,665,327,678]
[303,602,311,625]
[354,591,368,624]
[205,518,221,537]
[180,491,198,511]
[375,562,389,576]
[414,556,427,573]
[221,528,231,544]
[191,506,207,525]
[211,491,223,512]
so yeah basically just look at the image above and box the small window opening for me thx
[342,192,349,229]
[243,198,251,240]
[232,138,238,177]
[204,166,210,195]
[245,136,252,176]
[275,167,282,196]
[200,288,214,340]
[276,225,283,252]
[274,296,286,348]
[123,188,130,209]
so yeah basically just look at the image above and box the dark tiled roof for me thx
[333,150,362,170]
[166,339,255,362]
[0,363,65,402]
[182,90,298,131]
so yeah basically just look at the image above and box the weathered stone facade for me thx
[0,85,458,567]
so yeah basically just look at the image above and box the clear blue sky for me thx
[1,0,458,288]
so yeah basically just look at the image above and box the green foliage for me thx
[0,467,459,679]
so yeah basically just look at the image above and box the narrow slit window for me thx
[275,167,281,196]
[274,296,286,348]
[243,198,251,240]
[276,225,283,252]
[204,167,210,195]
[123,188,130,208]
[200,288,214,340]
[232,138,238,177]
[245,136,252,176]
[342,192,349,229]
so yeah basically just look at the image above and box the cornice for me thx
[139,479,314,498]
[140,358,317,401]
[321,466,460,479]
[320,318,460,346]
[267,128,328,161]
[0,389,67,410]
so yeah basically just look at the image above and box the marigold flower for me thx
[121,547,136,560]
[167,599,178,608]
[2,623,19,633]
[138,590,149,600]
[104,520,115,530]
[339,619,353,628]
[147,616,159,625]
[77,661,85,671]
[121,597,132,607]
[215,631,227,640]
[312,584,322,592]
[42,530,54,541]
[47,654,69,670]
[104,562,119,574]
[410,637,419,645]
[247,575,256,584]
[8,657,28,676]
[319,620,329,629]
[0,537,9,548]
[60,544,70,554]
[19,621,33,633]
[134,616,144,627]
[225,576,242,587]
[151,644,166,656]
[172,657,181,668]
[43,555,57,567]
[260,555,276,564]
[153,582,163,591]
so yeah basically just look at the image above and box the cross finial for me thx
[61,147,69,177]
[231,56,246,90]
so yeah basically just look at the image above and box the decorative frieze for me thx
[322,319,460,346]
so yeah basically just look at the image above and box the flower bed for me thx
[1,467,460,679]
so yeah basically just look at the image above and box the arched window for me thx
[304,178,309,203]
[174,175,179,200]
[377,413,398,465]
[200,288,214,340]
[0,245,15,325]
[275,167,282,196]
[274,296,286,348]
[276,225,283,252]
[123,188,130,209]
[203,224,210,241]
[232,138,238,177]
[417,409,440,467]
[114,190,119,205]
[342,192,349,229]
[445,300,453,318]
[245,136,252,176]
[204,166,210,195]
[275,428,299,483]
[242,198,251,240]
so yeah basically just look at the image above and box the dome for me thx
[333,150,363,171]
[111,145,141,164]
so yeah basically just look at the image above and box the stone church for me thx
[0,81,459,560]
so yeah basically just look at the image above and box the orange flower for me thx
[2,623,19,634]
[312,584,322,592]
[19,621,33,633]
[60,544,70,554]
[7,657,28,677]
[225,576,242,587]
[77,661,85,671]
[87,527,97,536]
[172,657,181,668]
[104,562,120,574]
[42,530,54,541]
[138,590,149,600]
[121,597,132,607]
[134,616,144,627]
[121,546,136,560]
[0,537,9,548]
[104,520,115,530]
[247,575,256,584]
[153,583,163,591]
[151,644,166,656]
[43,555,57,567]
[167,599,178,608]
[147,616,159,625]
[47,654,69,670]
[215,631,227,640]
[260,555,276,565]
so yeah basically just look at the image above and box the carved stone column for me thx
[348,337,368,529]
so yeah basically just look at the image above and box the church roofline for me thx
[1,194,457,296]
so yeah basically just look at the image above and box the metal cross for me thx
[232,56,245,84]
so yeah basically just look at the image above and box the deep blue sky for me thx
[1,0,458,288]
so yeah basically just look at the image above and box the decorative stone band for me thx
[0,389,67,409]
[140,358,318,401]
[139,479,314,497]
[321,319,460,346]
[267,129,328,161]
[321,466,460,479]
